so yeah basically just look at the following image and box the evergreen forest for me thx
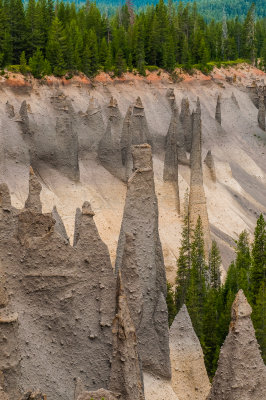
[0,0,266,78]
[168,193,266,379]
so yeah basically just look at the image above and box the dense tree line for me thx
[0,0,265,78]
[168,201,266,378]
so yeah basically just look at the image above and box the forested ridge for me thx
[0,0,265,78]
[167,205,266,378]
[97,0,266,21]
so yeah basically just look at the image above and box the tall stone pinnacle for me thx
[115,144,171,379]
[215,94,221,125]
[208,290,266,400]
[120,98,152,180]
[163,106,180,213]
[189,100,211,256]
[18,100,31,135]
[109,272,145,400]
[24,167,42,213]
[180,97,193,152]
[166,88,176,110]
[170,305,210,400]
[258,93,265,131]
[204,150,216,182]
[98,97,124,180]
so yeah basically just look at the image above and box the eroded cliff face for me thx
[207,290,266,400]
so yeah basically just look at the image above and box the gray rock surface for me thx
[204,150,216,182]
[180,98,192,152]
[120,97,153,180]
[24,167,42,213]
[231,92,239,108]
[52,206,69,242]
[170,305,210,400]
[98,97,124,180]
[163,106,180,213]
[79,97,105,154]
[189,100,211,256]
[208,290,266,400]
[18,100,31,136]
[109,272,145,400]
[5,101,15,118]
[166,88,176,110]
[0,177,116,399]
[50,91,80,180]
[258,93,265,131]
[215,95,221,125]
[115,144,171,379]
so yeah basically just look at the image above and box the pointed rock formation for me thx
[120,98,152,180]
[79,97,105,153]
[5,101,15,118]
[18,100,31,135]
[204,150,216,182]
[52,206,69,242]
[165,105,188,167]
[163,107,181,213]
[258,93,265,131]
[74,201,116,328]
[215,95,221,125]
[180,98,193,152]
[166,88,176,110]
[50,90,80,181]
[24,167,42,213]
[98,97,124,180]
[109,273,145,400]
[115,144,171,379]
[170,305,210,400]
[129,97,152,147]
[189,100,211,256]
[208,290,266,400]
[231,92,239,108]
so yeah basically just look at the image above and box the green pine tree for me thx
[251,214,266,299]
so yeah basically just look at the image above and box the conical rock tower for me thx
[170,305,210,400]
[207,290,266,400]
[115,144,171,379]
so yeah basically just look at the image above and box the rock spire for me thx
[109,272,145,400]
[189,99,211,256]
[258,93,265,131]
[170,305,210,400]
[204,150,216,182]
[180,97,193,152]
[24,167,42,213]
[120,98,152,180]
[98,97,124,180]
[208,290,266,400]
[115,144,171,379]
[215,94,221,124]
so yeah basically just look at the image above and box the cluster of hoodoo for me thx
[0,145,169,399]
